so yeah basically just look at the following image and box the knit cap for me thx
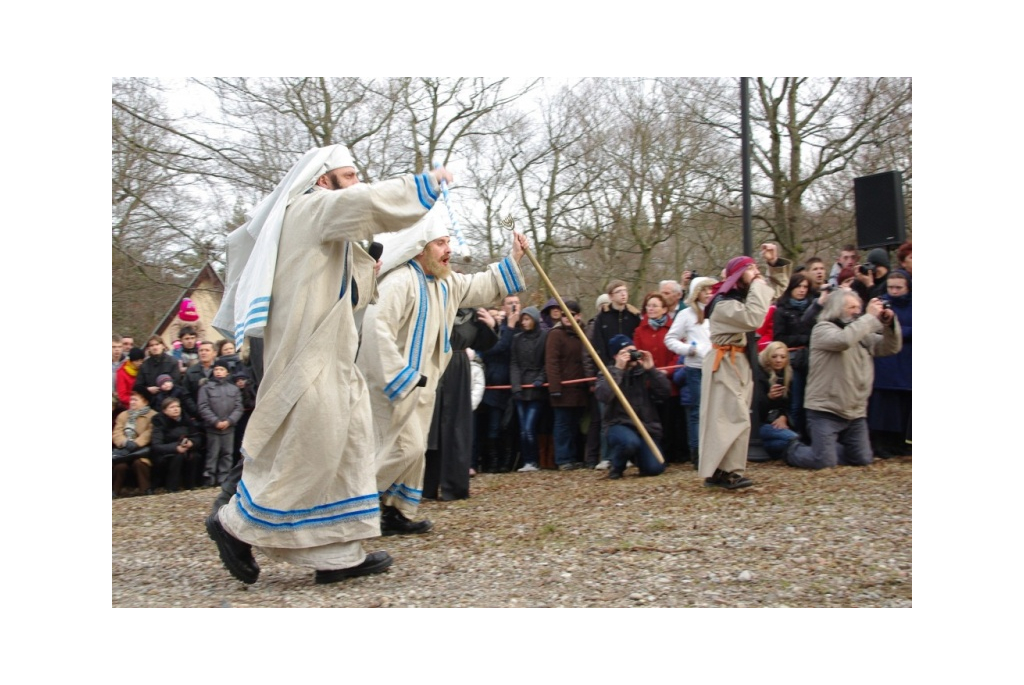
[607,334,633,358]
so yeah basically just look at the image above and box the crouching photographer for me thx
[595,335,672,480]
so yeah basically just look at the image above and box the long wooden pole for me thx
[502,216,664,464]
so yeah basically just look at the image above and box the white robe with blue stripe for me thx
[357,256,525,516]
[220,173,441,551]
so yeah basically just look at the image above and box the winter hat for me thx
[520,306,541,325]
[687,277,719,306]
[213,361,230,372]
[594,293,611,311]
[562,299,581,314]
[232,369,251,383]
[889,268,911,291]
[541,297,562,316]
[713,256,755,297]
[179,298,199,322]
[128,347,145,362]
[607,334,633,358]
[866,248,890,270]
[156,374,174,387]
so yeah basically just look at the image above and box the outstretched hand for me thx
[430,166,453,185]
[511,231,529,263]
[760,242,779,265]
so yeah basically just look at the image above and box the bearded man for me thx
[357,206,527,535]
[699,243,790,489]
[799,290,901,469]
[206,144,453,586]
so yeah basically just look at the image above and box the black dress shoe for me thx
[314,551,393,584]
[205,513,259,584]
[380,505,433,536]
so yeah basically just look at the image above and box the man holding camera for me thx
[797,290,902,469]
[594,335,672,480]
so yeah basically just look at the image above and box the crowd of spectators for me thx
[112,326,260,497]
[113,239,911,497]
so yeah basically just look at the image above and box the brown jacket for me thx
[112,408,155,448]
[545,325,588,408]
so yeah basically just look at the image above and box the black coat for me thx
[510,327,548,401]
[134,353,181,395]
[480,323,516,409]
[150,412,202,460]
[590,305,641,364]
[595,364,672,440]
[773,299,817,349]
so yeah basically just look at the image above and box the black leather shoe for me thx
[205,513,259,584]
[607,469,623,480]
[380,505,433,536]
[704,469,753,490]
[314,551,393,584]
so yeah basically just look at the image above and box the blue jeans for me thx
[683,366,703,457]
[606,424,665,476]
[516,399,543,466]
[759,422,799,459]
[552,406,582,466]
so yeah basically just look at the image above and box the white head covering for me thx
[374,202,452,279]
[212,145,357,343]
[686,276,719,306]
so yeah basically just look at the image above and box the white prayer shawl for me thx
[212,145,357,344]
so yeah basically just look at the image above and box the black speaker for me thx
[854,170,906,250]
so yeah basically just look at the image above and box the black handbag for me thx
[789,347,808,373]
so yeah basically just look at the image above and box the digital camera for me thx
[628,349,643,362]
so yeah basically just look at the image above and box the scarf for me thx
[647,314,668,331]
[122,362,138,379]
[212,145,358,345]
[124,406,152,441]
[787,297,810,312]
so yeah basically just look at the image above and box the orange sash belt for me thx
[711,344,746,372]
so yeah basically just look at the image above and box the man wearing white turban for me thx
[357,205,528,534]
[207,144,454,585]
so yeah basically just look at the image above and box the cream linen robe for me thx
[358,257,525,518]
[698,262,790,479]
[219,175,438,567]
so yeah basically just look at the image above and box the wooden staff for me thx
[500,216,664,464]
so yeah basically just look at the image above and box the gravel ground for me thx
[111,457,912,608]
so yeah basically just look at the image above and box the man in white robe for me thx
[357,207,528,534]
[207,144,455,585]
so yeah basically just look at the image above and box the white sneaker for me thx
[517,463,540,472]
[594,460,611,471]
[626,461,635,469]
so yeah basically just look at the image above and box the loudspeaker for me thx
[854,170,906,250]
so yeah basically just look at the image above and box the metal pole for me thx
[741,77,769,462]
